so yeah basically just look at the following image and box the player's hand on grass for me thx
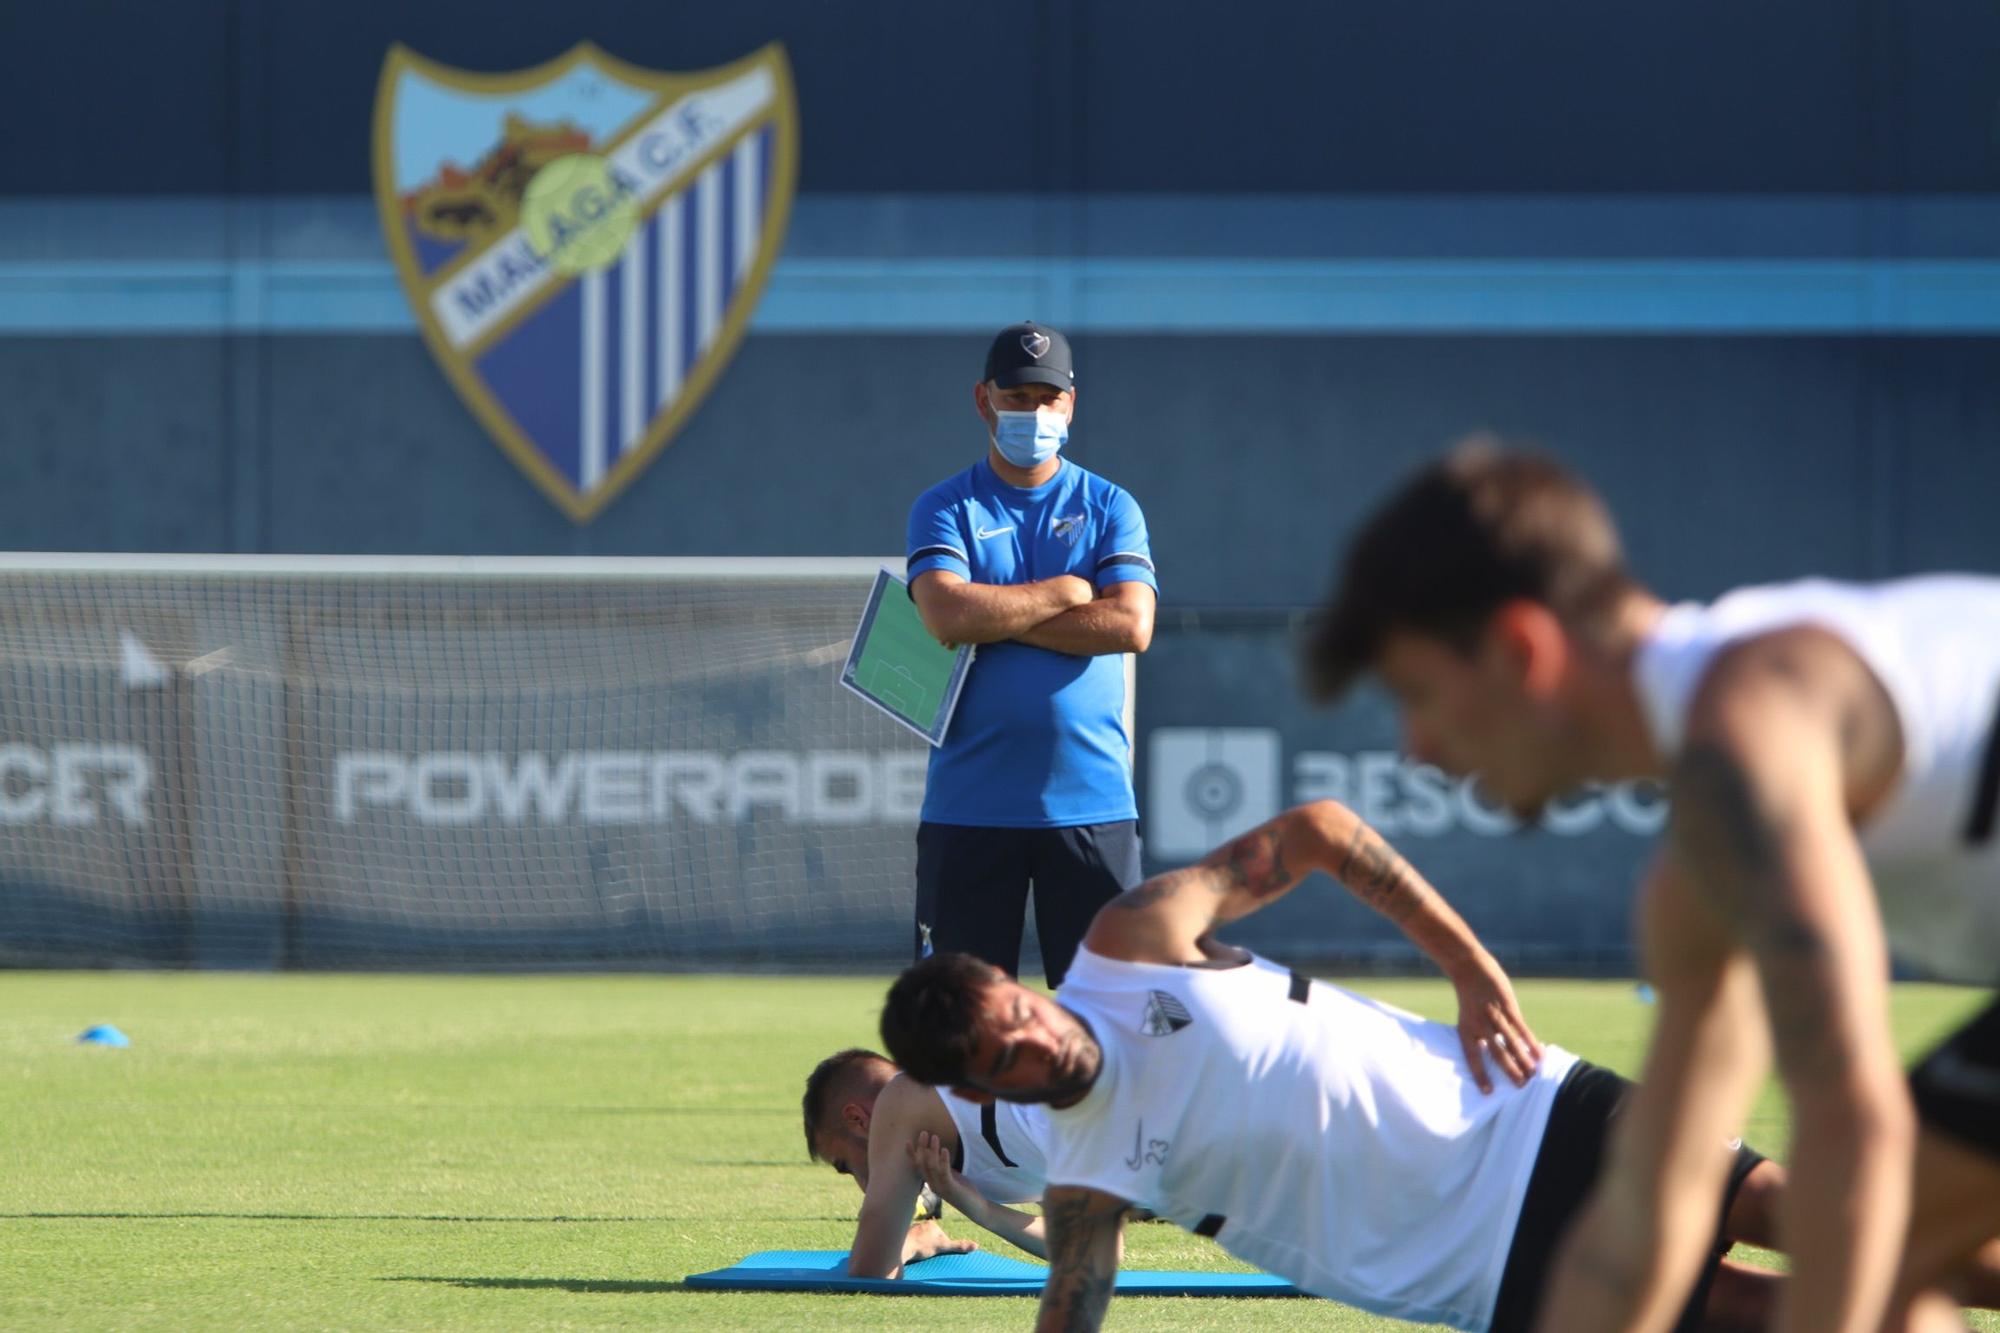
[901,1218,977,1265]
[1449,950,1544,1092]
[907,1130,982,1218]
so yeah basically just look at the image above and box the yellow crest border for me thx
[371,41,800,523]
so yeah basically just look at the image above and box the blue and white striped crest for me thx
[372,42,799,521]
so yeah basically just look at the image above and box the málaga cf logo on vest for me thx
[372,42,799,521]
[1141,990,1193,1036]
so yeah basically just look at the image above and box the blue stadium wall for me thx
[3,0,1998,969]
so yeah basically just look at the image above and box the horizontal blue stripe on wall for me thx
[4,257,2000,335]
[4,194,1999,335]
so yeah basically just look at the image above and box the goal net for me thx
[0,555,933,969]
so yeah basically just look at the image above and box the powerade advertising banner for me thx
[0,568,923,969]
[1,577,1666,974]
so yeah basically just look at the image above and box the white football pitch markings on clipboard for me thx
[840,568,974,747]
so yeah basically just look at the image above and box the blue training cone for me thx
[77,1024,130,1047]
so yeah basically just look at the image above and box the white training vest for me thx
[1047,947,1578,1331]
[1634,575,2000,984]
[939,1089,1049,1205]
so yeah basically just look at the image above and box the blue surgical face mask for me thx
[991,406,1069,468]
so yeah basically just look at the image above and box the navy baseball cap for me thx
[983,321,1075,392]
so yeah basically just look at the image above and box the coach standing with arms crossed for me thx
[904,321,1156,987]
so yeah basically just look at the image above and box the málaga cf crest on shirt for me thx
[372,42,799,521]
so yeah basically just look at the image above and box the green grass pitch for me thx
[1,971,1993,1331]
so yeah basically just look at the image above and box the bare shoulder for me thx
[1079,870,1182,962]
[1695,624,1882,720]
[876,1071,959,1142]
[1690,625,1902,806]
[1082,816,1307,963]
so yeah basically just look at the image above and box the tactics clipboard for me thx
[839,568,974,747]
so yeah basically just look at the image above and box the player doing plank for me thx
[881,801,1792,1332]
[803,1046,1051,1274]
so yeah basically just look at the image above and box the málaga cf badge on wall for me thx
[372,43,798,521]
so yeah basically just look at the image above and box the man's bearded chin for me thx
[1009,1038,1101,1106]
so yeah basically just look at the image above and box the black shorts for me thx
[1909,993,2000,1159]
[1486,1060,1768,1333]
[914,820,1142,987]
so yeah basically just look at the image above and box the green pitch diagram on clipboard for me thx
[841,569,974,746]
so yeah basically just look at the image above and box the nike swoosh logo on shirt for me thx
[975,525,1015,539]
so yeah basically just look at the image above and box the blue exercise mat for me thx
[684,1249,1303,1296]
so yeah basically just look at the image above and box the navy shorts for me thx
[914,820,1142,987]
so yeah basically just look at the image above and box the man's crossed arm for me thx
[911,571,1153,656]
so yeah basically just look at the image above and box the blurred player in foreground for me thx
[803,1046,1052,1274]
[1306,443,2000,1332]
[880,800,1793,1332]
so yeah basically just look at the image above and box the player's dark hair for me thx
[800,1047,889,1162]
[878,952,1006,1089]
[1304,439,1639,701]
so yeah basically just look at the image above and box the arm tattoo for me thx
[1110,826,1291,911]
[1672,744,1805,949]
[1215,826,1290,899]
[1038,1191,1120,1332]
[1672,744,1781,882]
[1332,821,1426,922]
[1673,742,1841,1078]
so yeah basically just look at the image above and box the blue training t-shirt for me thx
[906,457,1158,828]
